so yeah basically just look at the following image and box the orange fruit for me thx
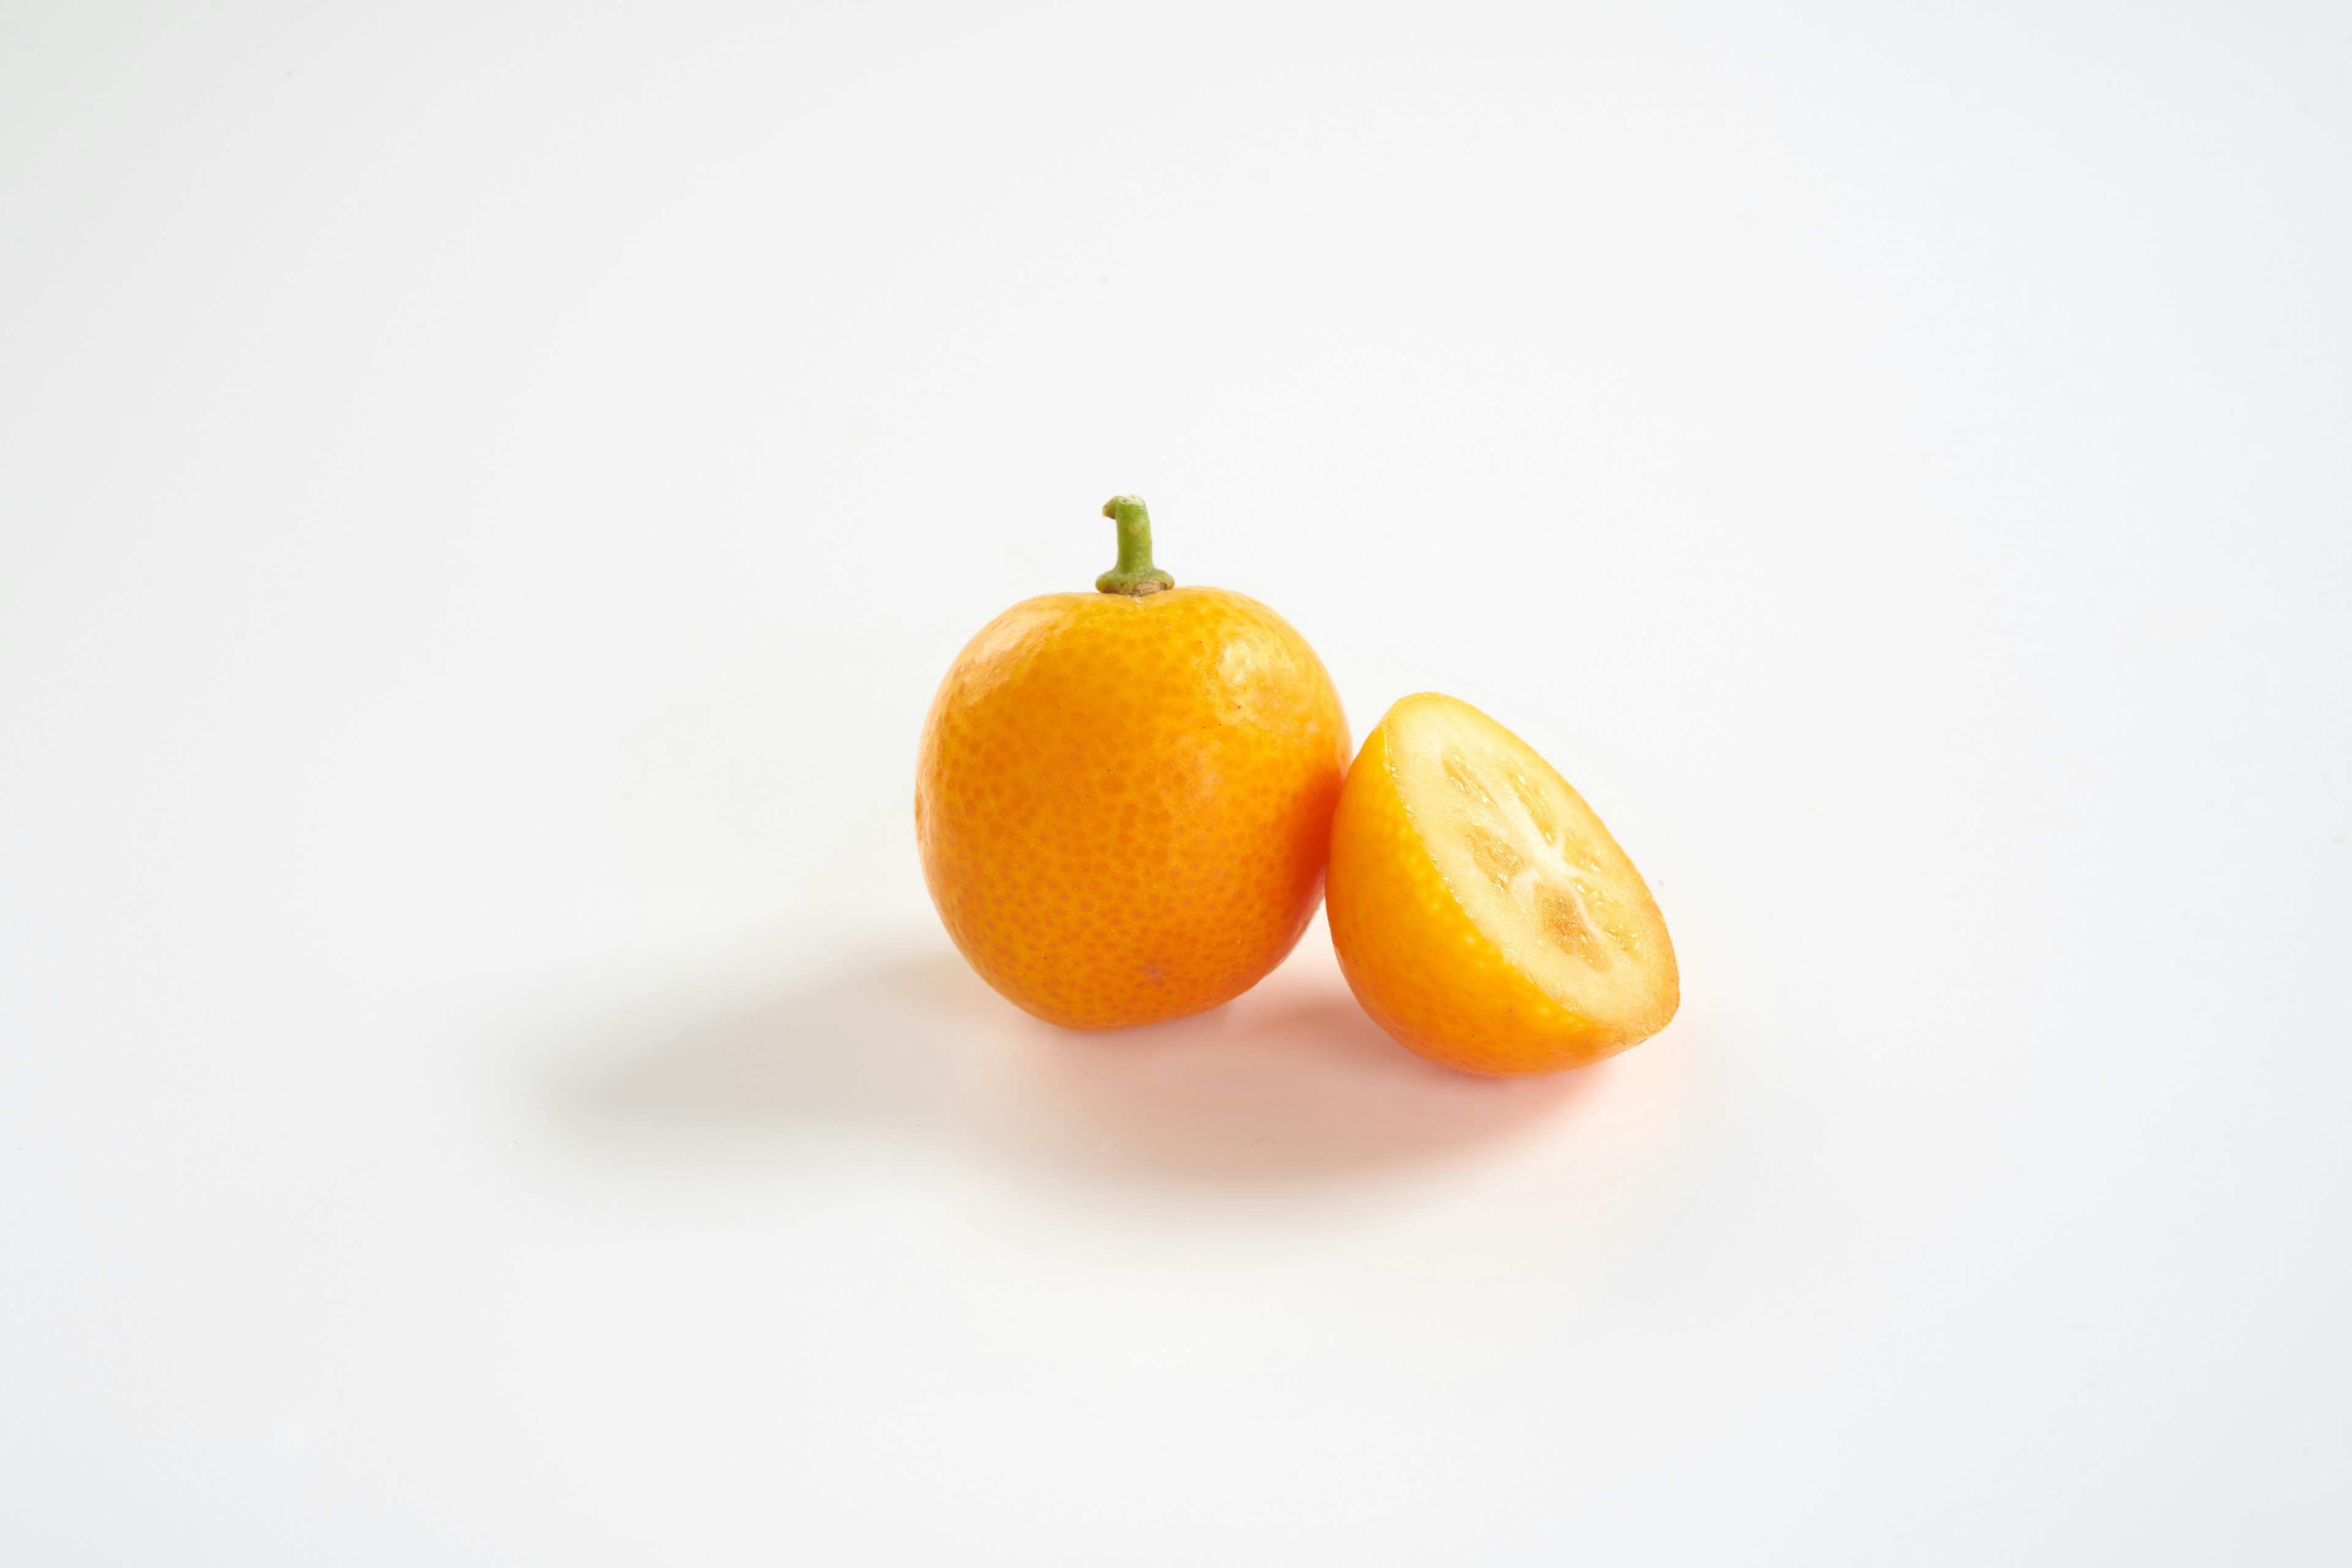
[1327,692,1678,1076]
[916,496,1349,1030]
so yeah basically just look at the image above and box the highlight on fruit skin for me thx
[1325,692,1678,1076]
[916,496,1349,1030]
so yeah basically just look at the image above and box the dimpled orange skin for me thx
[916,586,1348,1030]
[1328,722,1649,1076]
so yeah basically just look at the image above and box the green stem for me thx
[1095,495,1175,595]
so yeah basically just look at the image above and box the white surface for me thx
[4,2,2349,1561]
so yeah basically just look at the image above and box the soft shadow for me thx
[554,935,1598,1185]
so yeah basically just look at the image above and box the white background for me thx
[4,1,2349,1561]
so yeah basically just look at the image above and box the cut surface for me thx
[1385,694,1675,1036]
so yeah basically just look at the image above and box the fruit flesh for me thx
[1327,693,1677,1075]
[918,586,1348,1030]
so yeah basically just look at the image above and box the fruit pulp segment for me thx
[1385,697,1675,1035]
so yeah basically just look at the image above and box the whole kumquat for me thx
[916,496,1349,1030]
[1327,692,1678,1076]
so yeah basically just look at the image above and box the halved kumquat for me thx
[1327,692,1678,1076]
